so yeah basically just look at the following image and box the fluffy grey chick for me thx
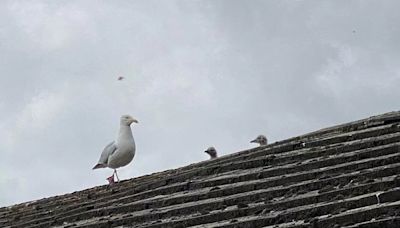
[93,115,138,184]
[205,146,218,159]
[250,135,268,146]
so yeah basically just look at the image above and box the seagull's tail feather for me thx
[92,164,107,169]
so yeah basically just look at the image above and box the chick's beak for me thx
[131,118,139,123]
[250,139,257,143]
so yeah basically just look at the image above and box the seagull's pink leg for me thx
[107,174,115,185]
[114,169,120,182]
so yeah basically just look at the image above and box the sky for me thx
[0,0,399,207]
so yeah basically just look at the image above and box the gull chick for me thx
[93,115,138,184]
[205,146,218,159]
[250,135,268,146]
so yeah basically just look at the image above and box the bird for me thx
[93,115,138,184]
[250,135,268,146]
[204,146,218,159]
[117,76,125,81]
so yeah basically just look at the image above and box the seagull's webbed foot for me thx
[107,175,115,185]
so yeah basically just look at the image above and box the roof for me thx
[2,111,400,228]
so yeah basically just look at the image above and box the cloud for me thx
[1,0,400,206]
[6,1,95,50]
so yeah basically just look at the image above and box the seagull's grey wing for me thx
[98,141,117,165]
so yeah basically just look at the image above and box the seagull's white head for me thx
[205,146,218,159]
[120,115,138,126]
[250,135,268,146]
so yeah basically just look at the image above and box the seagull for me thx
[250,135,268,146]
[93,115,138,184]
[204,146,218,159]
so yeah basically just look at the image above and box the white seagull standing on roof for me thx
[250,135,268,146]
[93,115,138,184]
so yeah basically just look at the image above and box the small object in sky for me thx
[93,115,139,184]
[118,76,125,81]
[205,146,218,159]
[250,135,268,146]
[352,30,356,33]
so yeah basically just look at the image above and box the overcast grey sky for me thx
[1,0,399,207]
